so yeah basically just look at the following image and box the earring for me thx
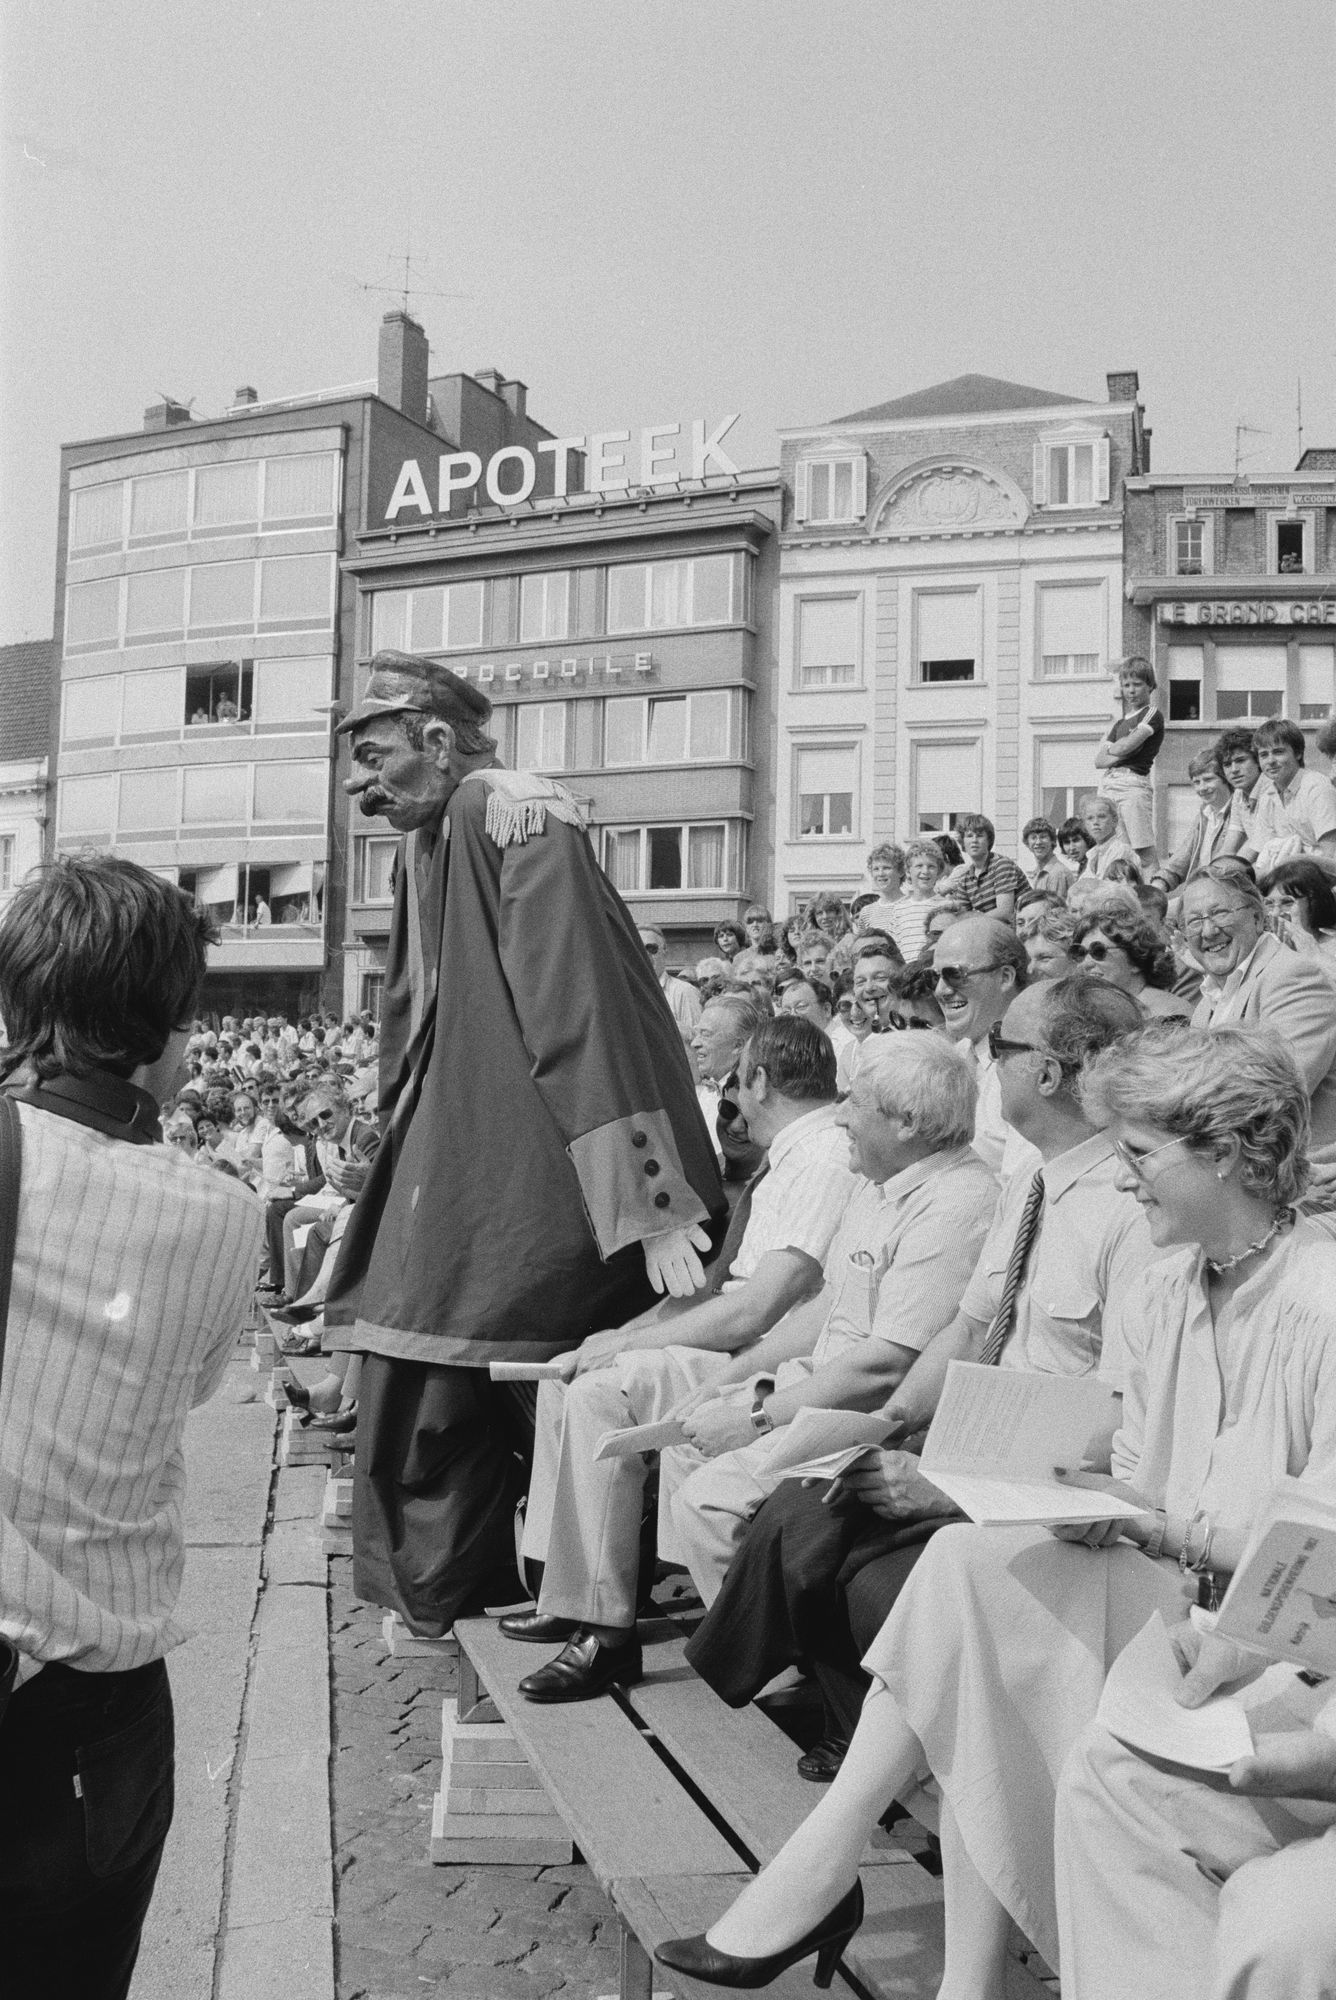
[1217,1170,1227,1181]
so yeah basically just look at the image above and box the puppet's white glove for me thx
[643,1224,712,1298]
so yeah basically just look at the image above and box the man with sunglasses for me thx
[640,926,702,1046]
[930,915,1036,1178]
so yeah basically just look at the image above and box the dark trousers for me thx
[353,1357,537,1638]
[263,1195,293,1287]
[684,1479,947,1735]
[0,1658,174,2000]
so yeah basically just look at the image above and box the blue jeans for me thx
[0,1657,174,2000]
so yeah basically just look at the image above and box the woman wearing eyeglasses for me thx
[1260,857,1336,967]
[657,1024,1336,1996]
[1069,907,1192,1021]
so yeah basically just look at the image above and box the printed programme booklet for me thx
[917,1362,1148,1526]
[1214,1478,1336,1676]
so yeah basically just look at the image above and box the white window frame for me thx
[599,820,740,894]
[1033,429,1111,509]
[519,570,572,643]
[515,700,569,772]
[1034,579,1107,681]
[0,832,14,895]
[1213,644,1288,724]
[909,735,983,832]
[357,836,399,904]
[601,690,735,767]
[1168,512,1214,578]
[1266,511,1318,578]
[605,554,741,636]
[912,587,982,686]
[795,594,861,688]
[793,452,868,525]
[67,453,339,558]
[792,741,859,842]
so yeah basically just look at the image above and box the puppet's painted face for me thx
[345,717,455,831]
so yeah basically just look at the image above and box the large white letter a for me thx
[385,459,433,521]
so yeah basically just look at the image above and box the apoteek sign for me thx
[383,415,741,522]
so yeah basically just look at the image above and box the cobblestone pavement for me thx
[329,1559,625,2000]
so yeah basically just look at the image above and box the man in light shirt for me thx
[1239,716,1336,877]
[501,1017,858,1702]
[0,857,263,2000]
[667,1033,998,1606]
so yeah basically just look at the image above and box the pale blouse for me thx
[1113,1217,1336,1536]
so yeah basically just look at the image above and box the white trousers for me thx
[665,1358,816,1606]
[519,1347,730,1628]
[1056,1719,1336,2000]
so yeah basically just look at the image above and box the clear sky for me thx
[2,0,1332,643]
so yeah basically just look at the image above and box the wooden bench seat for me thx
[454,1615,1053,2000]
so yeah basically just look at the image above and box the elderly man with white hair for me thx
[666,1032,998,1608]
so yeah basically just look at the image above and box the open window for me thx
[185,660,253,725]
[1276,520,1306,574]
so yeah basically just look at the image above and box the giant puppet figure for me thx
[325,653,727,1635]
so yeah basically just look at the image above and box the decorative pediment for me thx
[870,459,1029,536]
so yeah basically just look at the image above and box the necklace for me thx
[1205,1209,1291,1275]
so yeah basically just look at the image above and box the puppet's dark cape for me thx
[325,770,725,1364]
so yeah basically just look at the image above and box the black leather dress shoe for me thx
[518,1631,642,1703]
[797,1735,849,1783]
[497,1610,581,1644]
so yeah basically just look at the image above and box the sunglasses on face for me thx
[986,1025,1047,1062]
[887,1013,934,1031]
[934,963,996,990]
[1074,940,1117,962]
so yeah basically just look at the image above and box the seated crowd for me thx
[491,708,1336,1996]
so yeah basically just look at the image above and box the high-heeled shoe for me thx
[654,1878,862,1990]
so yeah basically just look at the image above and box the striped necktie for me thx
[978,1169,1046,1367]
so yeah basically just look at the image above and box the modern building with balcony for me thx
[774,372,1148,910]
[47,312,562,1015]
[1122,450,1336,860]
[341,465,782,1006]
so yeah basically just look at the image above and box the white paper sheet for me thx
[593,1418,688,1461]
[917,1362,1149,1526]
[760,1407,892,1474]
[1098,1613,1254,1772]
[489,1360,574,1382]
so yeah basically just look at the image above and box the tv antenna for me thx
[1234,421,1270,481]
[347,244,470,320]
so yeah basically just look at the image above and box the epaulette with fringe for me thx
[461,768,590,849]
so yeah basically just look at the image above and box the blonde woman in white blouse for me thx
[657,1024,1336,1997]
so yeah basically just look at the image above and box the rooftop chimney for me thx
[232,385,258,407]
[474,366,506,398]
[500,378,528,421]
[1107,370,1139,402]
[378,310,429,424]
[143,399,193,431]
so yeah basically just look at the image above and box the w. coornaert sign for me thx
[384,416,741,522]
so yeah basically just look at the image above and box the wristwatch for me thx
[750,1399,774,1436]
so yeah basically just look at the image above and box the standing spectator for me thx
[1057,815,1094,875]
[1080,795,1139,880]
[951,814,1022,921]
[1094,655,1164,873]
[1241,716,1336,875]
[887,838,948,962]
[712,921,746,962]
[1151,746,1240,893]
[856,844,907,936]
[1020,818,1074,899]
[807,891,850,946]
[742,904,774,951]
[1218,726,1267,851]
[639,928,702,1045]
[0,857,262,2000]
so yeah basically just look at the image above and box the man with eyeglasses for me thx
[683,974,1153,1770]
[640,926,702,1047]
[930,915,1037,1178]
[1184,866,1336,1147]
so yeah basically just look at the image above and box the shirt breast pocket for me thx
[1032,1280,1102,1373]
